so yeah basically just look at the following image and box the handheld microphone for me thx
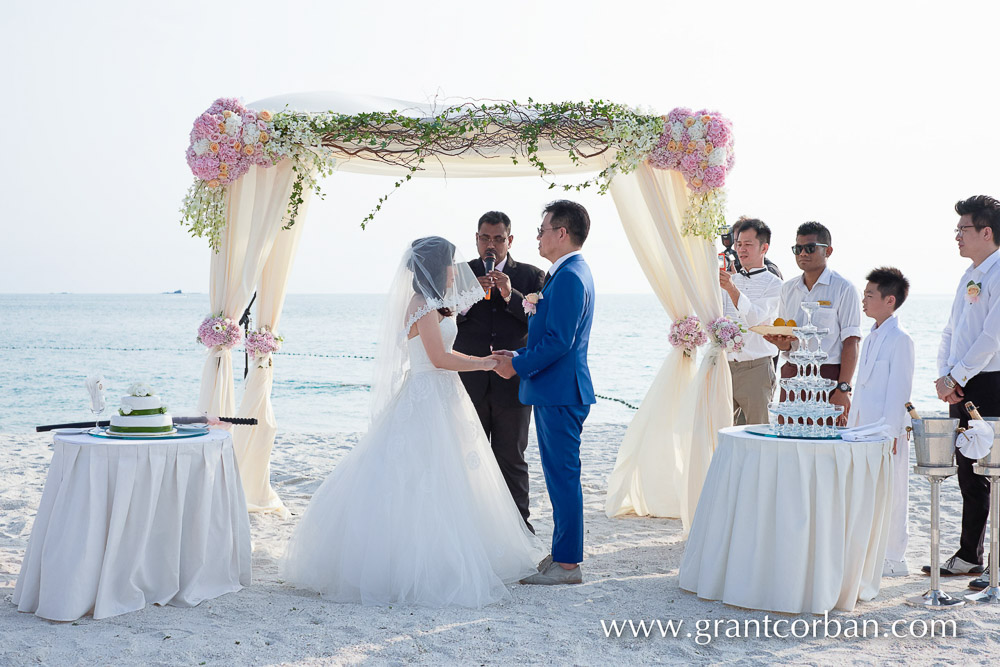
[483,249,497,300]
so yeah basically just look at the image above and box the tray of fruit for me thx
[749,318,798,337]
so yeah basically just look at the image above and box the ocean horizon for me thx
[2,293,954,434]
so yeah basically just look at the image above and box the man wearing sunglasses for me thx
[927,194,1000,581]
[763,222,862,426]
[455,210,546,534]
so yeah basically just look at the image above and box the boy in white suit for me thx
[848,267,915,576]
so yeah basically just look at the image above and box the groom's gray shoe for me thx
[537,554,553,572]
[520,562,582,585]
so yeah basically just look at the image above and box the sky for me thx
[3,0,998,295]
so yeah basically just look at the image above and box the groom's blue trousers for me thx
[534,404,590,564]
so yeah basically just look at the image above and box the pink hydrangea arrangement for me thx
[197,314,243,350]
[648,108,735,239]
[669,315,707,357]
[245,327,283,359]
[708,316,747,353]
[648,108,735,193]
[186,98,277,189]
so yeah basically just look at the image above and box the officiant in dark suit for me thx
[455,211,545,533]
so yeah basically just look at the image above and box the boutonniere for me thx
[523,292,543,315]
[966,280,982,304]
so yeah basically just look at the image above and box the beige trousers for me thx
[730,357,777,426]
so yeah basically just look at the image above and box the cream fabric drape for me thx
[233,194,311,516]
[198,160,303,417]
[604,171,697,520]
[197,160,306,516]
[605,164,733,532]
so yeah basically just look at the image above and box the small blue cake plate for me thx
[85,425,210,440]
[744,424,844,441]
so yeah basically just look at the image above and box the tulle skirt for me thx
[281,368,545,607]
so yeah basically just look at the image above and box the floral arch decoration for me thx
[183,92,736,525]
[181,97,735,249]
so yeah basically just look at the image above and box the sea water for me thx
[1,293,952,433]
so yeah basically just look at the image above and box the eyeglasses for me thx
[954,224,978,237]
[791,243,829,255]
[537,225,565,237]
[477,234,509,244]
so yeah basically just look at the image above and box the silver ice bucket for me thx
[912,418,959,467]
[976,417,1000,468]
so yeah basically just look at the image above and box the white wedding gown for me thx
[281,317,545,607]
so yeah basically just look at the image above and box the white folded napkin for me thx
[85,375,106,413]
[840,418,894,443]
[957,420,995,460]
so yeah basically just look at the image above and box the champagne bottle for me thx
[905,402,920,420]
[965,401,984,421]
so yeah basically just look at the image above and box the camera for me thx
[719,229,738,272]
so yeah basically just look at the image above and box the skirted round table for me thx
[14,429,252,621]
[679,425,893,614]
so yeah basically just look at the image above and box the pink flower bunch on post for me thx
[669,315,707,357]
[185,98,277,189]
[197,315,243,349]
[245,327,283,359]
[708,316,746,353]
[648,108,735,193]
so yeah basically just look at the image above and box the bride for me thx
[282,236,545,607]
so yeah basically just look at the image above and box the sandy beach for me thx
[2,424,997,666]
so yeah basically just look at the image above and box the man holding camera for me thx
[722,223,783,279]
[455,210,545,533]
[719,217,783,425]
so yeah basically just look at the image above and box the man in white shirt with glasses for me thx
[719,217,783,424]
[764,221,862,426]
[927,195,1000,583]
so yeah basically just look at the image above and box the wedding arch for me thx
[182,91,735,528]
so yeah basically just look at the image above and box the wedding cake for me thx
[108,383,173,434]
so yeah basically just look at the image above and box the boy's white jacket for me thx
[846,314,915,439]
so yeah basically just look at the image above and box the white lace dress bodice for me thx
[282,316,543,608]
[406,316,457,374]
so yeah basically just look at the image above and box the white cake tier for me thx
[110,414,173,428]
[121,395,162,412]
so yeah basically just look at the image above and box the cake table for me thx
[13,429,252,621]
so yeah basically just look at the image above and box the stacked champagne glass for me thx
[767,302,843,438]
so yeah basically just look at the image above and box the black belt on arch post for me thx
[239,292,257,379]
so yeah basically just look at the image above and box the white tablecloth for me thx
[13,430,252,621]
[678,426,892,614]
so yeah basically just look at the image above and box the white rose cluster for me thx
[224,114,242,136]
[193,138,212,156]
[128,382,153,397]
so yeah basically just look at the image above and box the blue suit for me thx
[512,253,595,564]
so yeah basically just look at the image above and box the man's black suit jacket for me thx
[455,255,546,407]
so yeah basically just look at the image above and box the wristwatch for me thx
[943,374,957,390]
[837,382,852,393]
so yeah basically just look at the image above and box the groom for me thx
[492,200,596,585]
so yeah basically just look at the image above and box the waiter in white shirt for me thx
[764,222,862,426]
[929,195,1000,580]
[718,217,782,425]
